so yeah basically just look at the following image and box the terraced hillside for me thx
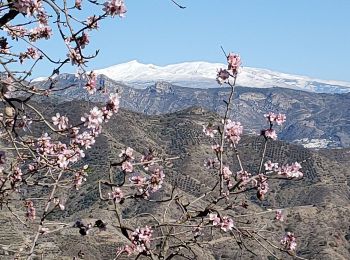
[0,103,349,259]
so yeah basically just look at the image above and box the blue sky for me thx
[25,0,350,81]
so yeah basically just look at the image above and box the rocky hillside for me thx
[36,75,350,148]
[1,103,349,259]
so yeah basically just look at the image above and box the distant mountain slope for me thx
[90,60,350,93]
[35,74,350,148]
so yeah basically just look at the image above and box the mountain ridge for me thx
[91,60,350,93]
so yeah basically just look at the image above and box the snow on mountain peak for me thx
[94,60,350,93]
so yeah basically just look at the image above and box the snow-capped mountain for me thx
[93,60,350,93]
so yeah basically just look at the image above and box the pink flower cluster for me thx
[204,158,219,169]
[116,226,153,256]
[209,212,234,232]
[131,226,153,253]
[281,232,297,251]
[13,0,41,16]
[149,166,165,192]
[264,112,287,126]
[119,147,134,173]
[224,120,243,144]
[25,200,36,221]
[19,47,39,63]
[129,166,165,198]
[279,162,303,178]
[103,0,127,17]
[255,174,269,200]
[203,125,218,138]
[28,26,52,41]
[236,170,251,184]
[275,209,284,222]
[264,160,303,178]
[223,166,233,188]
[52,113,69,131]
[216,52,241,84]
[73,167,88,190]
[84,72,97,94]
[10,167,23,186]
[108,187,124,203]
[36,133,84,169]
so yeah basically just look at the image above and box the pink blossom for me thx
[52,113,69,130]
[36,9,48,25]
[53,198,65,211]
[119,147,134,159]
[105,93,120,113]
[75,0,82,9]
[103,0,127,17]
[192,226,203,237]
[223,166,232,180]
[203,125,218,138]
[116,244,135,256]
[108,187,124,203]
[13,0,40,16]
[281,232,297,251]
[264,160,279,171]
[275,209,284,222]
[264,112,286,126]
[253,174,269,200]
[5,26,28,40]
[75,131,96,149]
[275,113,287,125]
[25,200,36,221]
[209,213,221,226]
[87,16,99,30]
[28,26,52,41]
[279,162,303,178]
[57,154,69,169]
[236,170,251,184]
[149,166,165,192]
[11,167,23,184]
[220,216,234,232]
[216,68,230,84]
[122,161,133,173]
[263,129,277,140]
[84,72,97,94]
[68,48,84,65]
[19,47,40,63]
[131,226,153,253]
[73,169,88,190]
[225,120,243,144]
[0,38,9,54]
[81,107,104,130]
[204,158,219,169]
[264,112,277,123]
[211,144,222,152]
[129,175,148,192]
[77,32,90,49]
[227,53,241,74]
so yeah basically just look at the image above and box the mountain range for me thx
[34,69,350,148]
[34,60,350,94]
[91,60,350,94]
